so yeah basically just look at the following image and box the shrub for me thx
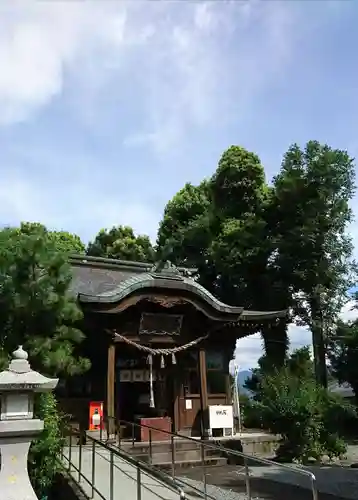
[319,390,357,459]
[251,368,353,463]
[240,396,265,430]
[28,392,66,498]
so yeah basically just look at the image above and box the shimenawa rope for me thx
[109,330,209,408]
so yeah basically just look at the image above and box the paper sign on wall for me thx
[185,399,192,410]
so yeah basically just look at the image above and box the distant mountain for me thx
[237,370,252,396]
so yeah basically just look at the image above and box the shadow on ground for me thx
[177,464,355,500]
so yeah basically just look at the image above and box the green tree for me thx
[272,141,356,386]
[87,225,155,262]
[328,313,358,402]
[242,346,356,460]
[208,147,269,304]
[157,146,290,365]
[157,181,211,269]
[253,368,351,462]
[2,221,85,254]
[0,226,89,496]
[0,227,89,374]
[48,231,85,254]
[245,346,314,398]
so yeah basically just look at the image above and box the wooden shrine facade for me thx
[58,255,287,437]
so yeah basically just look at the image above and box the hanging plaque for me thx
[139,313,183,336]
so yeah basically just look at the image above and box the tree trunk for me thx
[262,322,288,369]
[311,298,328,388]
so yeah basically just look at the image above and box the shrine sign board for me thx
[209,405,234,435]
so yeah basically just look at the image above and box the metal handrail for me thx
[61,424,187,500]
[104,416,319,500]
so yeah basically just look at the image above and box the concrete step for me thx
[123,446,226,467]
[157,449,211,465]
[120,440,203,454]
[156,456,228,470]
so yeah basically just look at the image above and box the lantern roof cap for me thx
[0,346,58,392]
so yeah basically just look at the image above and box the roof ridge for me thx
[68,254,197,273]
[69,254,151,269]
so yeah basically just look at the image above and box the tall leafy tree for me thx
[272,141,356,386]
[157,146,290,365]
[328,308,358,401]
[0,225,89,496]
[0,225,89,374]
[157,146,273,303]
[245,346,314,398]
[87,225,155,262]
[208,147,277,308]
[2,221,85,254]
[48,230,85,254]
[157,181,211,269]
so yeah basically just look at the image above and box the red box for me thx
[89,401,104,431]
[139,417,172,442]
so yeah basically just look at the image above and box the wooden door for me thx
[177,374,202,434]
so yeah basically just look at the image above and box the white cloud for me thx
[0,2,302,144]
[234,300,358,371]
[0,171,160,243]
[234,333,263,371]
[0,0,307,240]
[1,2,356,269]
[194,3,213,31]
[133,0,301,154]
[0,2,145,124]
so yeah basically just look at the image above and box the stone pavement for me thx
[247,463,358,499]
[62,444,358,500]
[62,446,188,500]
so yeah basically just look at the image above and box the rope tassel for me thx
[161,355,165,369]
[147,354,155,408]
[172,353,176,365]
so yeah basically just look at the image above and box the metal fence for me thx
[100,416,319,500]
[60,426,187,500]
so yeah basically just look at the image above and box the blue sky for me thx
[1,1,358,369]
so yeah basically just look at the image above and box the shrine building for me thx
[57,255,287,437]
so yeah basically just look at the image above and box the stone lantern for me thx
[0,346,58,500]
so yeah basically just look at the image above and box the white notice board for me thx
[209,405,234,431]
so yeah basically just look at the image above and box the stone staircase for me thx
[118,438,228,470]
[90,427,280,470]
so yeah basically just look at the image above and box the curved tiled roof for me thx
[78,272,244,316]
[70,255,287,321]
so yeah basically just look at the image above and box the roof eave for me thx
[78,276,244,317]
[78,277,288,322]
[240,309,289,320]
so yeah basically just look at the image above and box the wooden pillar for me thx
[198,348,208,438]
[173,378,180,433]
[225,351,233,405]
[107,343,116,434]
[225,374,231,405]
